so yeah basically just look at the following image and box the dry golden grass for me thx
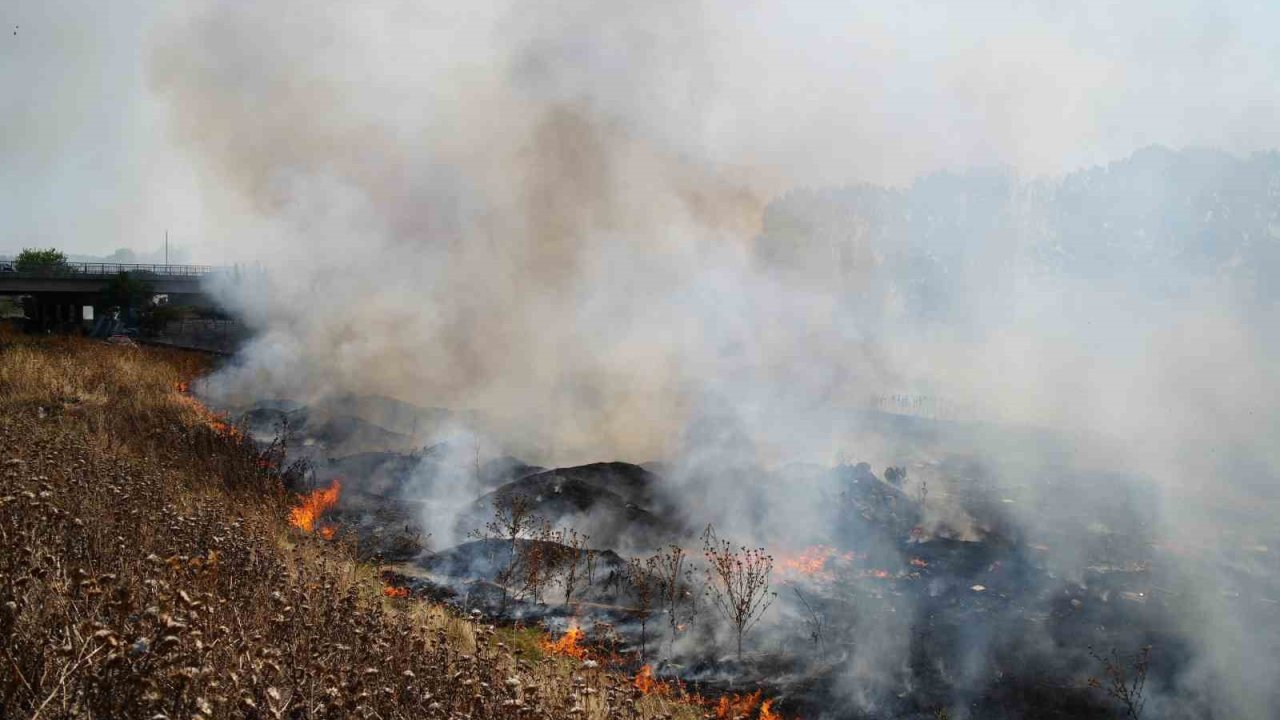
[0,338,704,720]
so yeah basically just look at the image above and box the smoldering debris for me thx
[218,388,1278,719]
[457,463,684,549]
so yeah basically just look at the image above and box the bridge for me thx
[0,262,227,332]
[0,261,216,295]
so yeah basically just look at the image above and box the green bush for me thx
[14,247,67,274]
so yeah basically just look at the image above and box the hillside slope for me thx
[0,337,700,720]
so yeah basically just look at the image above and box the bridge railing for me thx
[0,261,217,279]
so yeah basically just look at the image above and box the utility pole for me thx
[165,230,169,266]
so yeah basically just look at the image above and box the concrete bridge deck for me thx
[0,261,216,296]
[0,261,237,333]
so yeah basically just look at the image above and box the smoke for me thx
[154,0,775,463]
[148,2,1280,717]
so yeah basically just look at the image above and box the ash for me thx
[230,393,1277,720]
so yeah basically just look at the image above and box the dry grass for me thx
[0,338,703,720]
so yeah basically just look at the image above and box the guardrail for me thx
[0,262,216,278]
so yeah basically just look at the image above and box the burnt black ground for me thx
[245,393,1276,719]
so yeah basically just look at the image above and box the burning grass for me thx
[288,478,342,534]
[628,665,787,720]
[383,585,412,599]
[534,621,796,718]
[541,620,589,659]
[776,545,858,583]
[0,338,713,720]
[174,380,245,441]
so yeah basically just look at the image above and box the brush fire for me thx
[173,381,244,441]
[183,385,1234,719]
[633,665,669,695]
[540,621,589,660]
[382,585,411,599]
[776,545,859,582]
[714,691,775,720]
[632,665,785,719]
[541,627,792,717]
[15,0,1280,717]
[288,479,342,534]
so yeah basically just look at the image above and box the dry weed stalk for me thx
[625,557,658,662]
[549,527,593,607]
[650,545,695,653]
[472,493,542,610]
[1088,645,1151,720]
[701,525,776,661]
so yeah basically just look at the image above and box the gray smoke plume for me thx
[148,3,1280,717]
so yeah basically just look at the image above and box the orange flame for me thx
[173,382,244,441]
[715,690,764,718]
[776,545,858,582]
[540,621,588,659]
[635,666,788,719]
[779,547,830,575]
[319,526,337,540]
[634,665,671,695]
[714,690,790,719]
[910,557,928,568]
[289,480,342,533]
[207,418,242,439]
[382,585,410,599]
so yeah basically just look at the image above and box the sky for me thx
[2,0,1280,261]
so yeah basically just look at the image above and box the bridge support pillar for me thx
[18,297,92,334]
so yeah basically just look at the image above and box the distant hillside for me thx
[757,146,1280,323]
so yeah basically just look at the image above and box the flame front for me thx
[776,545,858,582]
[715,690,764,719]
[779,547,830,575]
[540,621,588,659]
[635,666,787,718]
[173,382,244,441]
[289,480,342,533]
[382,585,410,599]
[634,665,670,695]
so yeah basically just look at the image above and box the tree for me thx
[101,271,154,311]
[139,303,184,336]
[702,525,776,661]
[14,247,67,274]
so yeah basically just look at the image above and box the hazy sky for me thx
[3,0,1280,260]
